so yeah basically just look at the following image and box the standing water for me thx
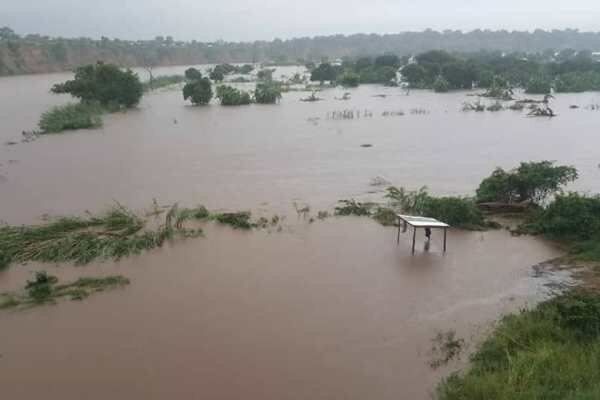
[0,66,597,399]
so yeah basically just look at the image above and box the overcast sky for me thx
[2,0,599,42]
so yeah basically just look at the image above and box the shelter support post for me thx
[443,228,447,252]
[412,227,416,255]
[397,219,401,244]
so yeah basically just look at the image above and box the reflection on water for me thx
[0,66,590,399]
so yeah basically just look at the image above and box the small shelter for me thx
[396,214,450,254]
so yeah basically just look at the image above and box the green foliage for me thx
[183,77,213,105]
[386,186,485,228]
[257,68,274,81]
[374,54,400,68]
[401,63,427,87]
[422,196,484,228]
[554,71,600,93]
[524,193,600,241]
[526,76,552,94]
[339,71,360,87]
[372,207,398,226]
[310,63,340,82]
[0,273,130,310]
[436,291,600,400]
[213,212,253,229]
[184,67,203,81]
[215,85,252,106]
[209,70,224,82]
[0,204,211,269]
[433,76,450,92]
[51,62,143,108]
[38,102,103,133]
[334,200,373,216]
[476,161,578,204]
[254,82,282,104]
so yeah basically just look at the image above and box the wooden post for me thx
[412,227,416,255]
[397,218,401,244]
[443,228,447,252]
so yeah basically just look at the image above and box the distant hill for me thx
[2,27,600,76]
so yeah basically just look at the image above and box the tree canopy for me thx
[183,78,213,105]
[51,62,143,108]
[254,82,282,104]
[215,85,252,106]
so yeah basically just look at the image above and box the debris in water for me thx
[429,330,466,369]
[360,144,373,148]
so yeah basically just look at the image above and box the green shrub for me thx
[334,200,373,216]
[476,161,578,204]
[216,85,252,106]
[183,78,213,105]
[526,76,552,94]
[39,102,103,133]
[51,62,143,108]
[184,67,203,81]
[254,82,282,104]
[422,196,484,228]
[433,76,450,92]
[339,71,360,87]
[214,212,253,229]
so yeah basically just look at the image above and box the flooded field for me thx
[0,66,598,399]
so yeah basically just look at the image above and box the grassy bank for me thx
[437,290,600,400]
[142,74,185,91]
[0,271,130,310]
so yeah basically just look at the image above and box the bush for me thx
[39,102,103,133]
[524,193,600,241]
[254,82,282,104]
[421,196,484,228]
[257,68,274,81]
[51,62,143,108]
[339,71,360,87]
[183,78,213,105]
[386,186,484,228]
[184,67,203,81]
[209,70,224,82]
[433,76,450,92]
[476,161,578,204]
[526,76,552,94]
[215,85,252,106]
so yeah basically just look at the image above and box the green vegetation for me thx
[401,49,600,93]
[51,62,143,108]
[526,76,552,94]
[476,161,578,204]
[257,68,275,81]
[437,290,600,400]
[254,82,282,104]
[183,69,213,105]
[339,71,360,87]
[142,74,184,91]
[184,67,203,81]
[38,102,103,133]
[216,85,252,106]
[0,271,130,310]
[433,76,450,92]
[334,200,373,216]
[0,203,270,270]
[209,70,224,82]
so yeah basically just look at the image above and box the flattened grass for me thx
[0,271,130,310]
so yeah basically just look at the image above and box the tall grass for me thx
[38,102,103,133]
[436,291,600,400]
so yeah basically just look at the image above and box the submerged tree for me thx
[215,85,252,105]
[51,62,143,108]
[184,67,203,81]
[183,77,213,105]
[254,82,282,104]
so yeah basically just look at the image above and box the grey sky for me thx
[2,0,599,41]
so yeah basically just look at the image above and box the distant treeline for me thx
[3,26,600,76]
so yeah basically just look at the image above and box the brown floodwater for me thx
[0,66,596,399]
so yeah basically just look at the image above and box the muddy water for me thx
[0,67,594,399]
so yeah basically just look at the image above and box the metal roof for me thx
[397,214,450,228]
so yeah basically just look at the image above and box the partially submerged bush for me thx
[433,76,450,92]
[143,75,184,91]
[38,102,103,133]
[254,82,282,104]
[334,200,373,216]
[476,161,578,204]
[216,85,252,106]
[183,77,213,105]
[339,71,360,87]
[213,212,253,229]
[51,62,143,108]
